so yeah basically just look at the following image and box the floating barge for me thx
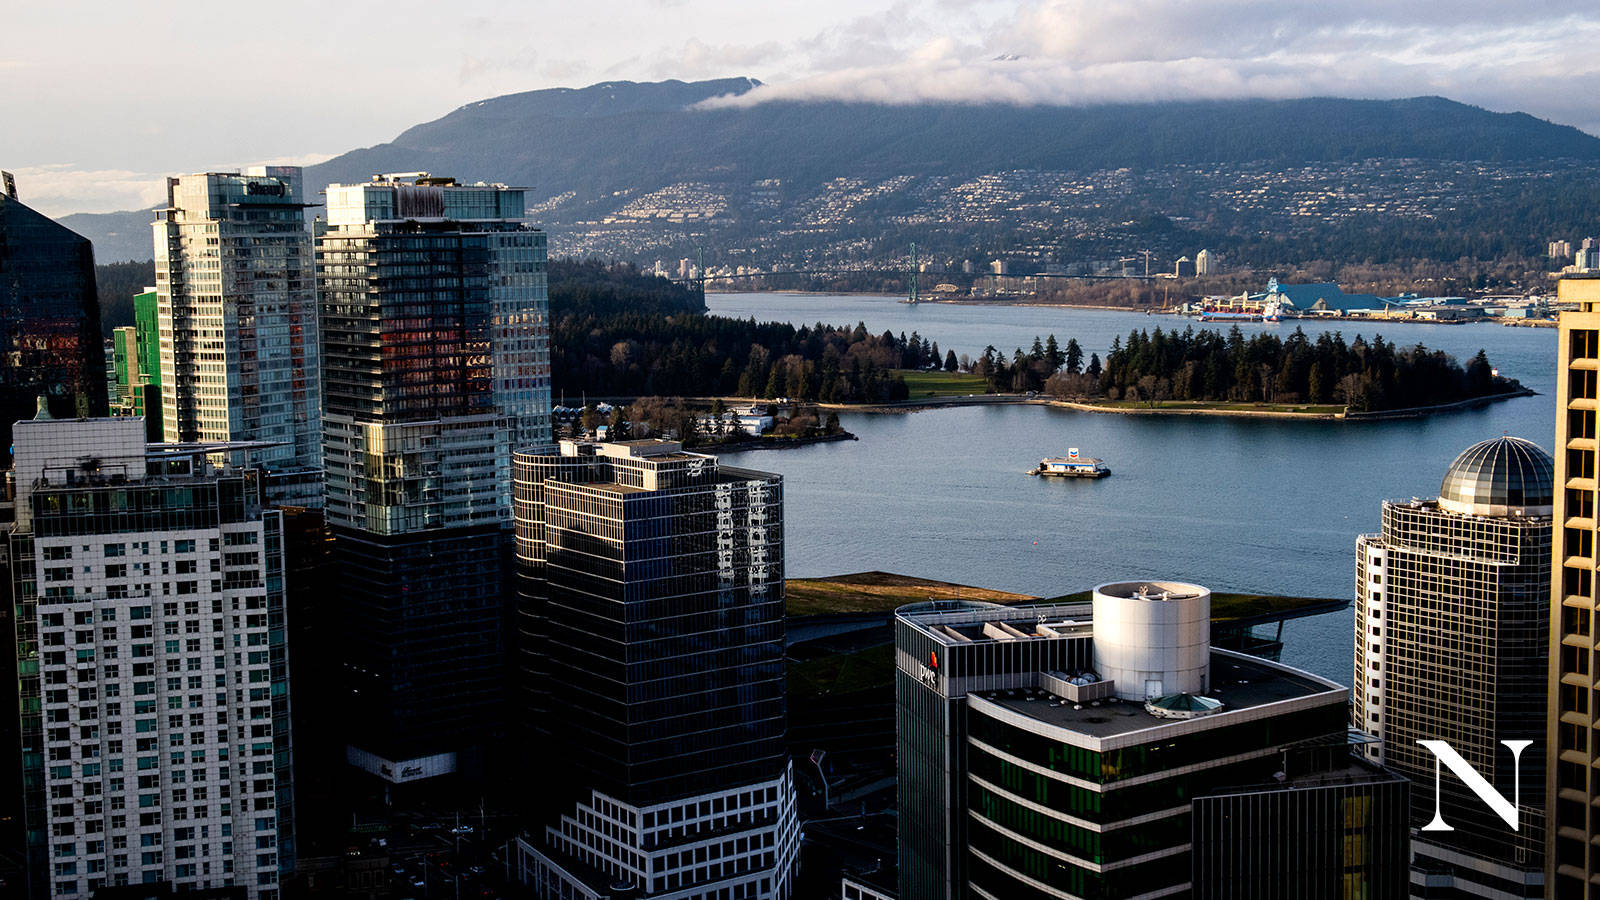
[1029,456,1110,478]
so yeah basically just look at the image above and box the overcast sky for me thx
[6,0,1600,217]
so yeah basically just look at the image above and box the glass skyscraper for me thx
[511,439,799,900]
[0,176,108,457]
[1356,436,1551,897]
[153,167,321,507]
[318,174,551,786]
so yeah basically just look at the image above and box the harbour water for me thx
[707,293,1560,684]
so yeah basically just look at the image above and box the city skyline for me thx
[11,1,1600,216]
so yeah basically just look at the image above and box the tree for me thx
[710,398,726,437]
[944,349,959,372]
[1086,353,1102,379]
[607,406,626,440]
[824,411,841,433]
[581,403,598,436]
[1064,338,1083,375]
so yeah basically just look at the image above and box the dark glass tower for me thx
[0,177,108,456]
[318,175,550,787]
[511,440,799,899]
[1356,436,1551,897]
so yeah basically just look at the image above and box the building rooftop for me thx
[1438,435,1553,517]
[971,649,1342,745]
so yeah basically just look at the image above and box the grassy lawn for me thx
[787,571,1036,616]
[788,644,896,697]
[895,369,991,399]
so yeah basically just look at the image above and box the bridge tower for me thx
[907,242,919,305]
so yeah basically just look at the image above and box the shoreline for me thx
[818,388,1535,420]
[698,431,858,452]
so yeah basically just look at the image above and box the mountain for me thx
[60,77,1600,267]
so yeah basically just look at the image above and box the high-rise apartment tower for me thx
[153,168,321,506]
[318,173,551,786]
[9,416,293,900]
[1549,275,1600,895]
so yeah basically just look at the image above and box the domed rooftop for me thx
[1437,436,1553,517]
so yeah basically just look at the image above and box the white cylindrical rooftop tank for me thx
[1091,581,1210,701]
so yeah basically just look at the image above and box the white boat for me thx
[1029,455,1110,478]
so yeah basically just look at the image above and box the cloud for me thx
[696,0,1600,133]
[4,166,168,218]
[9,154,339,218]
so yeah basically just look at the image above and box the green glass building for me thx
[896,582,1409,899]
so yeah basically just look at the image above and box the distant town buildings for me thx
[318,173,552,787]
[0,172,108,458]
[512,440,799,899]
[1578,239,1600,273]
[896,583,1407,899]
[1356,437,1551,897]
[1195,248,1217,275]
[1551,239,1574,259]
[1173,255,1195,277]
[10,417,292,899]
[153,167,322,507]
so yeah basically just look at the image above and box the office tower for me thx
[1174,255,1196,277]
[1195,248,1217,275]
[9,416,292,900]
[1553,240,1575,260]
[0,175,108,457]
[1354,436,1550,896]
[511,440,799,900]
[153,167,321,506]
[318,174,551,786]
[1551,275,1600,895]
[896,583,1408,899]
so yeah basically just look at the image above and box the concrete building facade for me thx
[1549,275,1600,895]
[10,417,292,900]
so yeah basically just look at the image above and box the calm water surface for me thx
[708,293,1560,685]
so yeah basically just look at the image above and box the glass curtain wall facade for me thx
[0,183,107,456]
[511,440,798,900]
[1190,745,1410,899]
[153,167,321,507]
[1355,441,1551,897]
[1550,276,1600,895]
[317,175,551,785]
[9,418,292,900]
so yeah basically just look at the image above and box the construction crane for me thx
[1118,256,1138,278]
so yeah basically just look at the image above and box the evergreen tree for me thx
[1045,334,1064,371]
[1086,353,1102,379]
[944,349,959,372]
[1064,338,1083,374]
